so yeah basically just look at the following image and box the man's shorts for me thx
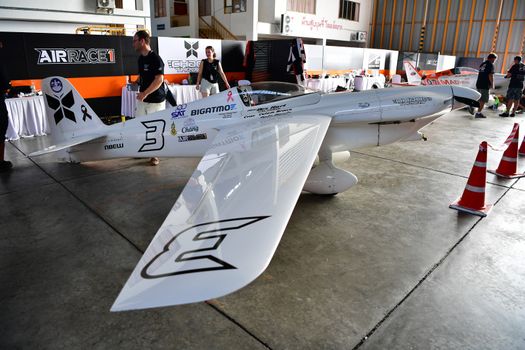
[506,88,523,100]
[135,100,166,117]
[199,78,219,95]
[477,89,489,103]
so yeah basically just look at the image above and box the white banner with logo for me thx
[159,37,222,74]
[281,11,357,41]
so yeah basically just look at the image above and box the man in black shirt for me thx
[500,56,525,117]
[133,30,165,165]
[0,40,12,172]
[474,53,497,119]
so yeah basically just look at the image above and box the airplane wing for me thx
[28,133,107,157]
[111,114,332,311]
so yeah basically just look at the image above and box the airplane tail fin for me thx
[31,77,108,157]
[41,76,107,144]
[404,61,422,85]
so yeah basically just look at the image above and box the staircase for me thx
[199,16,237,40]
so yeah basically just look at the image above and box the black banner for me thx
[0,32,161,79]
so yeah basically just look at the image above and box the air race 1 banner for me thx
[158,37,222,74]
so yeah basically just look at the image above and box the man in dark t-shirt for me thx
[133,30,166,165]
[474,53,497,118]
[500,56,525,117]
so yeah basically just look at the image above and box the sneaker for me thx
[149,157,160,166]
[499,112,509,117]
[475,113,486,118]
[510,112,515,117]
[0,160,13,172]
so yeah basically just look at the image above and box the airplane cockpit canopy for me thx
[237,82,313,107]
[451,67,478,75]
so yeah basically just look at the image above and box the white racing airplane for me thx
[30,77,480,311]
[403,61,509,95]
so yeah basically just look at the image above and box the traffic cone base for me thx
[449,199,492,217]
[487,169,525,179]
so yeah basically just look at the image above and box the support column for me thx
[246,0,258,40]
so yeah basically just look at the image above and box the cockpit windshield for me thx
[237,82,311,107]
[452,67,478,75]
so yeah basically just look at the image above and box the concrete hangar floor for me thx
[1,107,524,350]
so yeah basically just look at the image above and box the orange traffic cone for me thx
[449,141,492,217]
[519,135,525,156]
[488,123,525,178]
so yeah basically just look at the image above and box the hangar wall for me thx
[369,0,525,73]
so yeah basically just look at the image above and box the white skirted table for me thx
[305,77,347,93]
[121,85,203,119]
[5,95,49,141]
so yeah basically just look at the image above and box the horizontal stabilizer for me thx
[28,133,106,157]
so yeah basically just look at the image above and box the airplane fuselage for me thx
[63,85,474,163]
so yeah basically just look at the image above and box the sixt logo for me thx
[35,48,116,65]
[140,216,270,278]
[191,104,237,116]
[171,104,188,119]
[185,41,199,58]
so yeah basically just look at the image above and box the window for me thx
[173,0,188,15]
[224,0,246,14]
[339,0,359,21]
[171,0,189,27]
[154,0,167,18]
[199,0,211,16]
[287,0,315,14]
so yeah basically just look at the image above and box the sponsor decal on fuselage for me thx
[104,143,124,150]
[392,97,432,105]
[423,79,468,86]
[171,104,188,119]
[255,103,292,118]
[181,125,199,133]
[212,134,243,147]
[178,133,208,142]
[191,104,237,116]
[35,48,116,65]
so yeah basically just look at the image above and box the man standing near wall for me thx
[133,30,165,166]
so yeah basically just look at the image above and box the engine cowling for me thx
[303,161,358,195]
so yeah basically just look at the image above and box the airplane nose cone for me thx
[451,86,481,110]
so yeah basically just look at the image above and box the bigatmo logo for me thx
[191,104,237,116]
[35,48,116,65]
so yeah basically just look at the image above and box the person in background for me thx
[474,53,497,119]
[499,56,525,117]
[132,29,165,166]
[0,40,12,172]
[516,88,525,114]
[196,46,230,97]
